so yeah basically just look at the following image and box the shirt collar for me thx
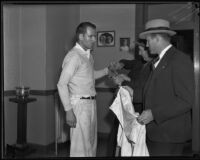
[159,44,172,60]
[154,44,172,68]
[75,43,91,58]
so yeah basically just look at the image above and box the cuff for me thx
[104,67,109,75]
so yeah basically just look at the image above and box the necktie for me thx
[151,56,160,71]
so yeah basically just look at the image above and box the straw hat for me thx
[139,19,176,39]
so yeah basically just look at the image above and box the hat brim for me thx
[139,30,176,39]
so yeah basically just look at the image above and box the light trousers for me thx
[70,98,97,157]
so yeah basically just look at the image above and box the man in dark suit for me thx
[137,19,195,156]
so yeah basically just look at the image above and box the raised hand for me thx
[112,74,131,85]
[108,61,124,71]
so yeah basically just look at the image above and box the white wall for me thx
[3,4,80,145]
[3,6,21,90]
[46,5,80,89]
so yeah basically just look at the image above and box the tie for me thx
[151,56,160,71]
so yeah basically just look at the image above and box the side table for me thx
[8,97,37,156]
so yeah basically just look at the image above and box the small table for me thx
[9,97,37,151]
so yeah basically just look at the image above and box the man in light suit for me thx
[137,19,195,156]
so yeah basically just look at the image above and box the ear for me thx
[79,34,84,41]
[155,35,160,42]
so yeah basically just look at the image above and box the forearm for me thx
[94,67,108,79]
[57,83,72,111]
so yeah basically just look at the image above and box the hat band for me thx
[145,26,171,32]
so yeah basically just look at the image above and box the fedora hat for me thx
[139,19,176,39]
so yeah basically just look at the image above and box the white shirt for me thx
[57,43,108,111]
[154,44,172,68]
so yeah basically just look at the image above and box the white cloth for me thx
[110,87,149,156]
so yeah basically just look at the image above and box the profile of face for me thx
[80,26,96,50]
[138,45,150,62]
[146,35,158,54]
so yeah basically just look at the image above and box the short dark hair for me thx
[75,22,96,41]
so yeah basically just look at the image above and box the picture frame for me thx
[119,37,130,52]
[97,31,115,47]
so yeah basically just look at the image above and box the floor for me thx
[5,135,111,158]
[5,135,194,159]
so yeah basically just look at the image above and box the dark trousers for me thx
[107,116,119,156]
[147,138,185,156]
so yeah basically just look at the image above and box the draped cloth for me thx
[110,87,149,156]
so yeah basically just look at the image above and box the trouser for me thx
[70,99,97,157]
[107,112,119,156]
[146,138,185,156]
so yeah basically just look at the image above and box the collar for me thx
[159,44,172,60]
[154,44,172,68]
[75,43,91,59]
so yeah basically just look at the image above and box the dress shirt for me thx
[57,43,108,111]
[154,44,172,68]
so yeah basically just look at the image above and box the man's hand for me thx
[66,109,77,128]
[137,109,154,125]
[112,74,131,85]
[108,61,124,71]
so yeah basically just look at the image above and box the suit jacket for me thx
[143,46,194,143]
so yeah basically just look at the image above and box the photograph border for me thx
[97,31,115,47]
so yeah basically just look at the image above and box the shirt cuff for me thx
[104,67,109,75]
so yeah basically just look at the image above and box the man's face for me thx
[138,46,149,61]
[146,35,158,54]
[80,26,96,50]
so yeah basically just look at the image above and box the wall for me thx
[46,5,80,90]
[3,4,80,145]
[148,3,194,30]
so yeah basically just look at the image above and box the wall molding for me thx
[4,87,117,97]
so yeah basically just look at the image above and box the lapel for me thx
[152,46,175,79]
[143,46,176,99]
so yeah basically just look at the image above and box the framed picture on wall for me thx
[97,31,115,47]
[119,38,130,52]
